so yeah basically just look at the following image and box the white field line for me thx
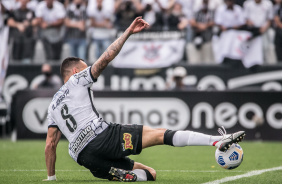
[203,166,282,184]
[158,170,244,173]
[0,169,244,173]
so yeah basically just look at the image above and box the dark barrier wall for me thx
[4,64,282,94]
[13,90,282,140]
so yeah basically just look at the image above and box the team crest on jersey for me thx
[123,133,133,150]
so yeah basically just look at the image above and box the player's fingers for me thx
[140,24,147,30]
[134,16,142,22]
[140,19,149,27]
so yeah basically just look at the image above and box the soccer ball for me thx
[215,143,244,170]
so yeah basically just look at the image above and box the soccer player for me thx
[44,17,245,182]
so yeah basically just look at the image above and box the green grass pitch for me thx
[0,140,282,184]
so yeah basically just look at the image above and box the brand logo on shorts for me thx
[123,133,133,150]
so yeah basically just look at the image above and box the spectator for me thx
[214,0,246,67]
[36,0,66,61]
[1,0,21,11]
[141,0,175,12]
[193,0,223,12]
[176,0,195,43]
[243,0,274,64]
[0,1,7,29]
[188,0,215,64]
[31,63,62,89]
[65,0,87,60]
[87,0,115,13]
[167,66,190,90]
[215,0,245,33]
[140,1,162,30]
[114,0,143,31]
[27,0,39,12]
[0,2,9,103]
[176,0,195,19]
[167,2,186,30]
[87,0,115,59]
[0,2,3,26]
[7,0,37,63]
[235,0,246,7]
[141,0,175,30]
[274,0,282,61]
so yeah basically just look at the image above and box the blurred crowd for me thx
[0,0,282,65]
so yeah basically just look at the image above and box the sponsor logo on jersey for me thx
[123,133,133,150]
[70,125,95,155]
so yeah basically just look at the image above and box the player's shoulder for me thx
[72,66,90,78]
[71,66,96,86]
[49,84,70,111]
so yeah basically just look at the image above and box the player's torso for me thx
[49,80,98,141]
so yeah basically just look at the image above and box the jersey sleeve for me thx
[47,111,58,129]
[70,66,97,88]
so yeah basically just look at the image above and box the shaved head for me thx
[60,57,88,83]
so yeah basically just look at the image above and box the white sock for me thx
[172,131,223,146]
[133,169,147,181]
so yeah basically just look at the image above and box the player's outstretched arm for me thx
[91,16,149,79]
[43,127,62,181]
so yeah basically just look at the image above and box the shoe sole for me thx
[109,167,136,182]
[219,131,246,151]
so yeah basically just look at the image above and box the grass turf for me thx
[0,140,282,184]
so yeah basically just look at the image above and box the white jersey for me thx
[47,66,108,162]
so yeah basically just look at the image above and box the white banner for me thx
[0,26,10,98]
[112,39,186,68]
[212,30,263,68]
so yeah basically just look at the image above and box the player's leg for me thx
[142,126,245,151]
[109,161,156,182]
[141,125,222,148]
[132,162,156,181]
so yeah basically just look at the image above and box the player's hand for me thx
[127,16,149,35]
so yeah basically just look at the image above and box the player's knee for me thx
[152,128,166,143]
[156,129,167,144]
[151,169,157,181]
[145,168,156,181]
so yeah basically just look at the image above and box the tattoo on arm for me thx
[91,29,131,79]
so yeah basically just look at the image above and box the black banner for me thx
[13,90,282,140]
[4,64,282,97]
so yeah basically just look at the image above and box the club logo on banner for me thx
[112,31,186,68]
[143,44,162,62]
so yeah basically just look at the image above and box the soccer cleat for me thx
[109,167,137,182]
[215,126,245,152]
